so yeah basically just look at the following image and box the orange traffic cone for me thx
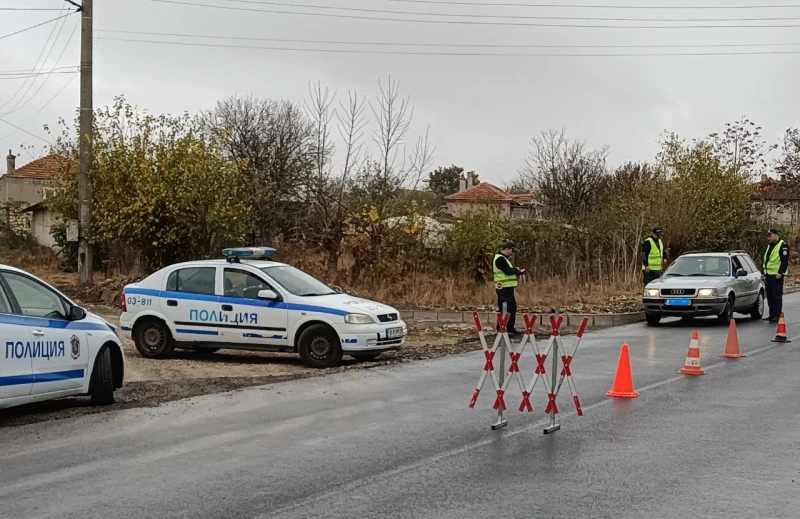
[720,320,745,359]
[606,343,639,398]
[771,313,791,343]
[679,330,705,375]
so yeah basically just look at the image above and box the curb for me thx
[403,286,800,330]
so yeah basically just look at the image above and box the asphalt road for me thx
[2,296,800,519]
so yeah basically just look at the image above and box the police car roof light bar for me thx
[221,247,278,264]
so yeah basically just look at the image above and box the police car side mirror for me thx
[257,289,279,301]
[70,306,87,321]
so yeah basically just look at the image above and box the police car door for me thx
[0,276,33,399]
[1,271,88,394]
[221,267,288,346]
[161,266,222,344]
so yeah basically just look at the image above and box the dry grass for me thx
[2,248,642,313]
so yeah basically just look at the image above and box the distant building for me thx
[444,172,541,220]
[750,174,800,228]
[2,151,68,246]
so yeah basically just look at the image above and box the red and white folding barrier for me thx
[469,310,589,434]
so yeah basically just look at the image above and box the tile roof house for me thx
[444,173,541,220]
[2,151,69,248]
[750,174,800,228]
[2,150,67,205]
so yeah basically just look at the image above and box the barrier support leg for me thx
[492,303,509,430]
[544,307,561,435]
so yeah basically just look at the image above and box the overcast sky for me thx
[2,0,799,186]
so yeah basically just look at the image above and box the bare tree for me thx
[304,83,369,277]
[200,95,315,243]
[708,117,777,179]
[519,127,608,221]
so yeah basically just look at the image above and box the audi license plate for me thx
[386,327,404,338]
[666,298,691,306]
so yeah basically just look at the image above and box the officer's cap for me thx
[502,241,518,251]
[652,227,663,235]
[768,228,779,236]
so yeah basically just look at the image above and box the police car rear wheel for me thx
[298,324,343,369]
[135,319,174,358]
[90,347,115,406]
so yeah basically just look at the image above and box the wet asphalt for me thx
[2,296,800,518]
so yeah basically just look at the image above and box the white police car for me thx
[0,265,125,410]
[119,248,408,368]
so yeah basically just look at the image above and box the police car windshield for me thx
[665,256,731,277]
[260,266,337,296]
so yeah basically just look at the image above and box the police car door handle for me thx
[167,300,178,307]
[32,329,45,337]
[221,304,233,311]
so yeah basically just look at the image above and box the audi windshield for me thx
[665,256,731,277]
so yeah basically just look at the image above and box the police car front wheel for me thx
[89,347,115,406]
[297,324,343,369]
[134,318,175,358]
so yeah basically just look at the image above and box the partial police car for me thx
[0,265,125,410]
[120,248,408,368]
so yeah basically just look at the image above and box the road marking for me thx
[260,331,800,518]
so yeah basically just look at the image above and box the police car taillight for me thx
[122,292,127,312]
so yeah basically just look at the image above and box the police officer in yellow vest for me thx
[494,241,526,336]
[642,227,665,286]
[761,228,789,323]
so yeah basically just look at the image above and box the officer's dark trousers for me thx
[765,275,784,319]
[643,270,662,286]
[496,287,518,334]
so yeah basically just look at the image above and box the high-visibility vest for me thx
[642,237,664,271]
[493,253,518,289]
[764,239,788,275]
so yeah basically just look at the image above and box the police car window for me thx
[0,281,11,314]
[166,267,216,296]
[261,266,336,297]
[2,272,68,320]
[224,269,272,300]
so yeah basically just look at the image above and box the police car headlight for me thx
[698,288,717,297]
[345,313,375,324]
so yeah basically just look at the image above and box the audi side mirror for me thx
[735,269,746,278]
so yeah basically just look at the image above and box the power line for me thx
[0,115,49,143]
[213,0,800,22]
[0,11,76,41]
[146,0,800,28]
[1,4,71,113]
[0,5,69,112]
[0,7,76,10]
[99,36,800,56]
[0,75,77,142]
[3,12,75,116]
[383,0,800,9]
[0,71,78,80]
[0,66,79,76]
[97,28,800,49]
[5,18,81,116]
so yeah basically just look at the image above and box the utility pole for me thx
[74,0,93,284]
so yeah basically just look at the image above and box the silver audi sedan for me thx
[642,251,765,326]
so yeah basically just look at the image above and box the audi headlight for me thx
[698,288,717,297]
[345,313,375,324]
[645,289,659,297]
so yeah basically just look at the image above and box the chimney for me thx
[761,174,768,183]
[459,174,467,192]
[466,172,474,188]
[780,174,786,183]
[5,150,14,177]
